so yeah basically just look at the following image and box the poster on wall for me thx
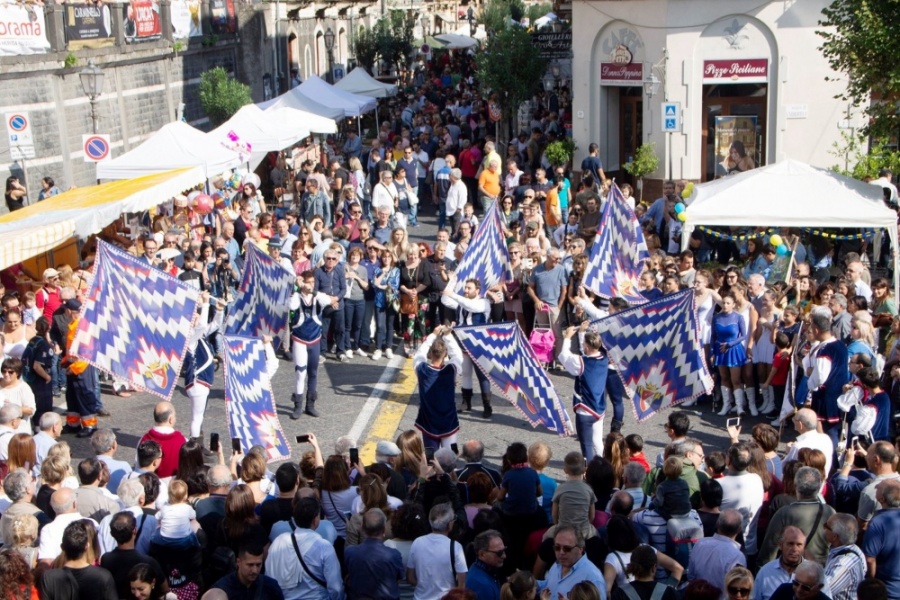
[124,0,161,43]
[64,3,114,47]
[171,0,202,39]
[209,0,237,34]
[0,3,50,56]
[714,116,758,178]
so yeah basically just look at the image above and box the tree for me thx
[830,130,900,180]
[818,1,900,138]
[198,67,251,127]
[353,10,414,76]
[480,0,525,33]
[475,26,545,125]
[525,2,552,24]
[624,143,660,202]
[353,28,378,73]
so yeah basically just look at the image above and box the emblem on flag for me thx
[590,289,713,421]
[583,182,649,304]
[69,240,199,400]
[454,322,572,435]
[225,243,294,341]
[223,336,290,461]
[452,200,511,297]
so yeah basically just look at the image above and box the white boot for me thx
[733,387,746,416]
[682,396,698,407]
[763,386,778,414]
[718,387,734,416]
[746,386,759,417]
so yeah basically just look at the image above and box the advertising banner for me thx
[0,3,50,56]
[64,3,114,47]
[703,59,768,84]
[209,0,237,34]
[171,0,202,39]
[713,116,758,178]
[124,0,161,42]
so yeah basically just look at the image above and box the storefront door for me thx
[701,84,767,182]
[619,87,643,185]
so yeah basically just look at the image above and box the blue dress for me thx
[712,311,747,367]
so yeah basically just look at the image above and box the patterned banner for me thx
[223,336,290,461]
[225,243,295,341]
[590,289,714,422]
[454,322,572,435]
[583,182,649,304]
[453,200,511,297]
[70,240,199,400]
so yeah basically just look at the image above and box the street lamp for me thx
[79,58,105,134]
[643,73,660,141]
[323,27,335,83]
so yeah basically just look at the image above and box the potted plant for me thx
[624,142,660,202]
[545,138,577,169]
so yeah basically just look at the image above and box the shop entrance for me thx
[701,84,767,182]
[618,87,643,186]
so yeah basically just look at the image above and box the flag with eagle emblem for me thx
[453,322,572,435]
[590,289,713,422]
[69,240,199,400]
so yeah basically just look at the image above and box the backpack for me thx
[665,514,702,568]
[617,582,668,600]
[20,338,39,385]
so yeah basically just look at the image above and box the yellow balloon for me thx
[677,212,687,222]
[769,234,783,247]
[683,182,694,198]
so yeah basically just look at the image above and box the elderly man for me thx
[434,154,456,230]
[477,158,501,214]
[805,310,851,449]
[407,503,467,599]
[855,441,900,530]
[0,404,22,459]
[538,526,607,599]
[759,467,835,564]
[32,411,61,470]
[446,168,468,236]
[863,478,900,597]
[785,410,836,477]
[687,509,746,590]
[38,488,99,565]
[830,294,853,343]
[342,130,362,161]
[36,267,63,320]
[138,401,187,478]
[100,511,165,599]
[824,513,866,600]
[371,170,399,217]
[768,561,830,600]
[196,464,233,533]
[344,509,404,600]
[719,443,765,557]
[0,469,49,545]
[846,260,872,302]
[92,428,133,495]
[528,248,567,355]
[456,439,502,486]
[98,478,156,556]
[314,248,348,362]
[466,529,506,600]
[75,457,120,522]
[753,527,834,600]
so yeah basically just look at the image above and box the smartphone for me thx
[349,447,360,466]
[726,417,740,429]
[209,433,220,453]
[451,443,459,455]
[231,437,242,453]
[523,258,534,270]
[425,447,435,462]
[296,434,310,444]
[851,436,860,449]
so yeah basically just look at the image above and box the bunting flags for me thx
[70,240,199,400]
[225,243,294,341]
[590,289,713,422]
[454,322,572,435]
[452,200,511,297]
[583,182,649,304]
[223,336,290,461]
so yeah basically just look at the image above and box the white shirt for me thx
[854,278,873,303]
[407,532,468,600]
[38,513,99,560]
[784,430,834,476]
[372,181,398,215]
[718,471,765,554]
[158,502,196,539]
[446,180,468,218]
[98,505,156,556]
[412,150,430,179]
[0,424,17,460]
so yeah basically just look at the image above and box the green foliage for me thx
[481,0,526,32]
[525,2,552,24]
[830,130,900,179]
[354,28,379,72]
[545,139,576,167]
[202,35,219,47]
[64,53,77,68]
[354,10,414,74]
[173,40,185,53]
[818,0,900,139]
[199,67,252,127]
[474,26,544,120]
[624,143,660,201]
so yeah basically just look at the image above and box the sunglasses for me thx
[553,544,578,553]
[484,547,507,556]
[727,586,751,597]
[1,369,15,374]
[325,257,338,261]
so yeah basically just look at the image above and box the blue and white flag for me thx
[70,240,199,400]
[454,322,572,435]
[224,336,290,461]
[583,182,649,304]
[591,289,713,422]
[225,243,294,341]
[453,200,511,297]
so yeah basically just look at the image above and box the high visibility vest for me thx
[65,319,88,376]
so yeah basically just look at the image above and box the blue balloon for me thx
[776,245,789,256]
[674,202,685,214]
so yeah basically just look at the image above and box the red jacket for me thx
[139,428,187,478]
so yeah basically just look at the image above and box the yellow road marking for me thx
[359,357,417,464]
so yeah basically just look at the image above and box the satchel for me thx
[400,291,418,316]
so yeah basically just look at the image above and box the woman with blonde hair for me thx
[9,514,38,568]
[723,566,753,600]
[602,433,629,489]
[236,452,269,505]
[388,227,411,263]
[394,429,426,489]
[345,473,398,545]
[848,317,877,365]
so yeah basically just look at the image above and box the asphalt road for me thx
[59,201,800,479]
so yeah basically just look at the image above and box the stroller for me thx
[529,306,555,368]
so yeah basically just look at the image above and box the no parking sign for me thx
[82,134,111,162]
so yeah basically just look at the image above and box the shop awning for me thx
[0,167,204,269]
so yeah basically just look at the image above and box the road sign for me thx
[82,134,111,162]
[489,101,502,122]
[6,112,35,158]
[662,102,681,133]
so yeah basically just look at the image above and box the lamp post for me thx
[542,72,556,109]
[324,27,335,83]
[79,58,105,135]
[643,73,660,142]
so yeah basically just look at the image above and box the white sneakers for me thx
[385,349,394,359]
[372,349,383,360]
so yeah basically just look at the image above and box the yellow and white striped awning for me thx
[0,222,76,270]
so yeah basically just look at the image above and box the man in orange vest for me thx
[61,299,102,438]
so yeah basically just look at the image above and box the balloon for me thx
[193,193,215,215]
[677,212,687,222]
[674,202,685,214]
[683,182,694,198]
[769,234,783,247]
[212,193,227,210]
[776,245,789,256]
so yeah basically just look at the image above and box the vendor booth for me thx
[335,68,398,99]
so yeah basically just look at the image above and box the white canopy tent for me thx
[434,32,478,49]
[334,68,398,99]
[682,159,900,296]
[257,86,346,121]
[209,104,312,155]
[294,75,376,117]
[97,122,242,180]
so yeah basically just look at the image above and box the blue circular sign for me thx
[84,136,109,160]
[8,114,27,132]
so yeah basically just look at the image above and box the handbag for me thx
[400,290,418,316]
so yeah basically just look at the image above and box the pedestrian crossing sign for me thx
[661,102,681,132]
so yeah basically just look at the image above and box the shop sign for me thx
[171,0,202,39]
[600,62,644,86]
[124,0,161,42]
[64,3,114,46]
[0,3,50,56]
[530,30,572,59]
[703,59,768,84]
[599,24,645,86]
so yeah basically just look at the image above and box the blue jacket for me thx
[466,561,501,600]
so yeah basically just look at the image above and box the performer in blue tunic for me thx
[184,292,224,444]
[806,310,850,448]
[558,323,609,461]
[289,270,335,419]
[414,325,463,449]
[712,293,748,416]
[441,276,494,418]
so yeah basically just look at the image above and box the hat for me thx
[42,268,59,280]
[375,440,401,457]
[268,236,284,249]
[526,221,539,231]
[64,299,82,311]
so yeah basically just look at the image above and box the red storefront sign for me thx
[703,59,768,84]
[600,62,644,86]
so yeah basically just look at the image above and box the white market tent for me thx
[434,32,478,49]
[258,86,346,121]
[682,159,900,296]
[335,68,398,99]
[208,104,313,154]
[97,122,242,180]
[295,75,377,117]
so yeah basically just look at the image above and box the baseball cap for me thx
[43,268,60,280]
[375,440,401,457]
[64,299,82,311]
[526,221,539,231]
[268,236,284,249]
